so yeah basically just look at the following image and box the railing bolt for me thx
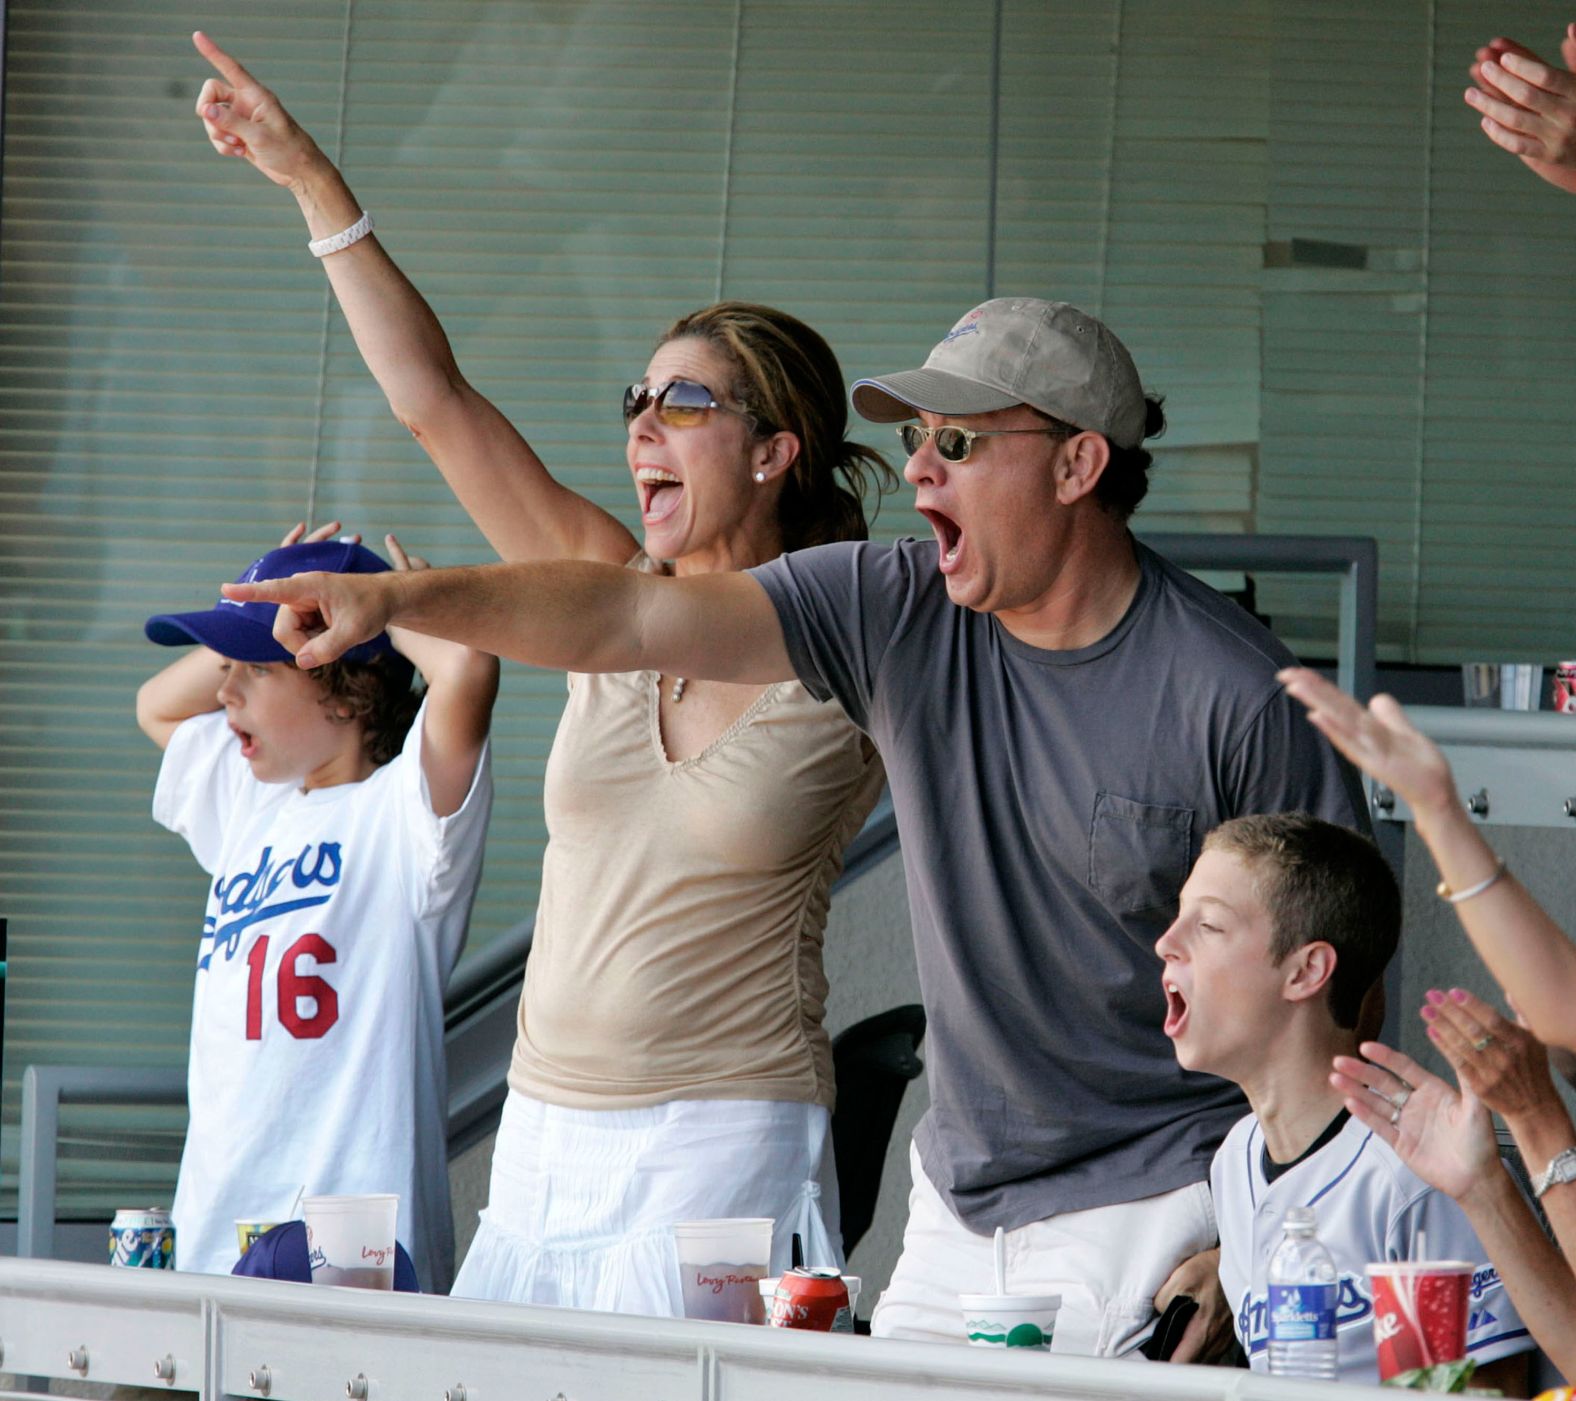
[1564,797,1576,819]
[154,1354,177,1383]
[445,1385,467,1401]
[1373,784,1395,814]
[250,1366,272,1396]
[68,1346,89,1375]
[347,1373,369,1400]
[1466,788,1490,818]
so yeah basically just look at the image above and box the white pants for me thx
[452,1089,839,1314]
[871,1143,1216,1355]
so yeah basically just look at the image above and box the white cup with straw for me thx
[960,1226,1061,1349]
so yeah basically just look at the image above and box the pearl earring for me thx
[754,471,766,483]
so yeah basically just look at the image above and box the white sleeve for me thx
[151,711,250,873]
[390,696,495,933]
[1386,1188,1535,1365]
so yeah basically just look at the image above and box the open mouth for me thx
[1163,981,1189,1039]
[637,467,685,525]
[919,508,964,573]
[230,724,258,760]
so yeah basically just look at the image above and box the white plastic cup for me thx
[960,1292,1061,1349]
[303,1194,399,1289]
[672,1218,773,1323]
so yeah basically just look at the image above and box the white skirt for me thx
[450,1088,841,1315]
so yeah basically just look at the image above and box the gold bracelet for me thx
[1436,858,1507,905]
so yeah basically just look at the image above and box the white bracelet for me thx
[1435,857,1508,904]
[308,210,373,259]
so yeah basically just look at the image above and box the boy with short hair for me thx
[137,526,498,1293]
[1157,813,1532,1388]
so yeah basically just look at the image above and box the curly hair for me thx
[660,302,897,549]
[312,652,420,767]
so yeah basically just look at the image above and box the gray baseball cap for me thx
[851,298,1147,449]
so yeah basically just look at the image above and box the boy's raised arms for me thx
[381,534,498,819]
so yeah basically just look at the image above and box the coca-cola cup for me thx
[1367,1261,1473,1381]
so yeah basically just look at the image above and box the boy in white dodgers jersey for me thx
[1156,813,1531,1389]
[137,524,497,1293]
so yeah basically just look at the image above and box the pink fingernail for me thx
[1427,1026,1440,1040]
[1425,989,1445,1006]
[1420,1005,1437,1022]
[1450,988,1468,1003]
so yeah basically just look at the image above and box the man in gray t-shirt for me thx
[231,297,1367,1359]
[747,299,1367,1353]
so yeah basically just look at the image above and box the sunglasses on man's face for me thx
[623,378,747,429]
[897,422,1073,464]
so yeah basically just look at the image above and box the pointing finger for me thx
[193,31,264,95]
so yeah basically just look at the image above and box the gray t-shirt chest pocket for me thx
[1088,791,1195,916]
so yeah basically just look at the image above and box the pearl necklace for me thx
[671,676,687,703]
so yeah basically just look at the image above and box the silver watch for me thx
[1533,1147,1576,1199]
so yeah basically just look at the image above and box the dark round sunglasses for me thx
[623,378,750,429]
[897,422,1074,464]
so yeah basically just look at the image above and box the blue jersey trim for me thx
[1467,1329,1531,1352]
[1307,1129,1373,1208]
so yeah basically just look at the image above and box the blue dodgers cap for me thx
[145,540,398,665]
[230,1220,418,1291]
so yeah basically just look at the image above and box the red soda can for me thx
[770,1267,852,1332]
[1554,662,1576,714]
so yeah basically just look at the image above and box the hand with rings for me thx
[1387,1084,1413,1124]
[1331,1041,1496,1201]
[1421,987,1562,1124]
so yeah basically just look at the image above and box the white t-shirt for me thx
[1214,1112,1532,1384]
[154,700,492,1293]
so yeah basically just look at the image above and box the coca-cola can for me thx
[1554,662,1576,714]
[109,1208,176,1268]
[769,1267,852,1332]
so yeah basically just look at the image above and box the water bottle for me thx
[1266,1205,1339,1380]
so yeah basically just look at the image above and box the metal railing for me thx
[1141,533,1378,702]
[0,1256,1383,1401]
[16,1065,187,1262]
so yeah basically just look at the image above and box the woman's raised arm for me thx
[192,32,636,568]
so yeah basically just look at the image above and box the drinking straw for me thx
[791,1232,804,1270]
[993,1226,1006,1295]
[288,1184,306,1222]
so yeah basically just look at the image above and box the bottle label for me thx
[1267,1283,1337,1342]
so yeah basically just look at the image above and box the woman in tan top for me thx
[195,35,892,1312]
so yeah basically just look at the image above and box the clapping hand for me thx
[1331,1042,1497,1205]
[1421,987,1565,1125]
[1465,26,1576,194]
[1278,668,1457,821]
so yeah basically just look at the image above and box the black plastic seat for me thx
[830,1003,926,1258]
